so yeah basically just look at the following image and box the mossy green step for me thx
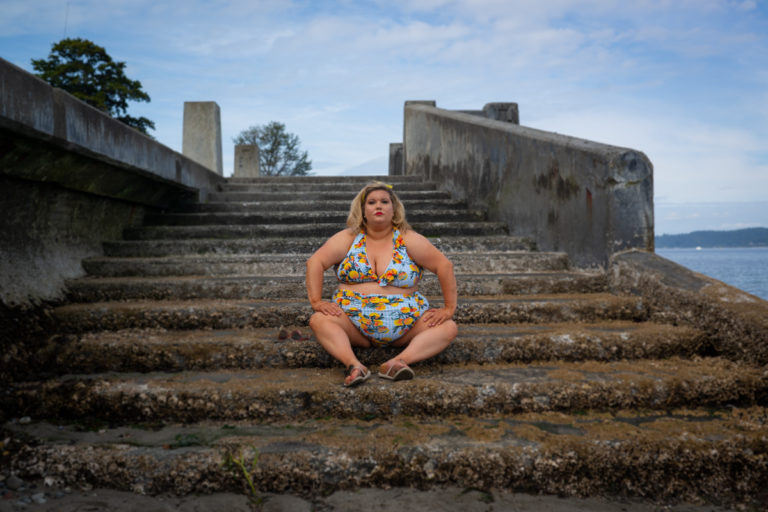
[207,190,452,202]
[143,209,483,226]
[123,222,509,240]
[82,251,569,278]
[65,272,606,302]
[218,180,437,192]
[5,407,767,504]
[52,294,648,332]
[182,198,468,213]
[43,322,706,374]
[225,175,417,184]
[7,358,765,423]
[103,236,537,258]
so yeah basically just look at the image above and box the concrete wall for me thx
[0,175,146,307]
[0,57,226,307]
[403,102,654,267]
[0,58,224,205]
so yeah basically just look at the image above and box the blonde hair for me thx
[346,181,410,233]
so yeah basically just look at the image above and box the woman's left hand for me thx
[421,307,455,327]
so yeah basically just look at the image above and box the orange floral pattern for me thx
[333,289,429,345]
[336,229,423,288]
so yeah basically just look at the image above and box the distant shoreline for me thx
[655,227,768,249]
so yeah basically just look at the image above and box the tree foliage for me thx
[31,38,155,135]
[233,122,312,176]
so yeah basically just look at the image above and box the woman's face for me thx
[364,189,394,226]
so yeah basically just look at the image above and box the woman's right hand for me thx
[311,300,343,316]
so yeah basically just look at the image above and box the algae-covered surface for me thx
[4,407,767,506]
[7,357,766,423]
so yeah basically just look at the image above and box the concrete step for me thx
[226,175,419,184]
[51,294,648,332]
[65,272,607,302]
[207,190,452,202]
[180,198,468,213]
[103,236,537,257]
[218,181,438,192]
[123,222,510,240]
[83,252,571,277]
[44,322,706,374]
[7,358,764,423]
[6,407,767,504]
[143,209,484,226]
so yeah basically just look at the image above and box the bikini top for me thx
[336,229,423,288]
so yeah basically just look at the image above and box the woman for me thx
[306,181,458,387]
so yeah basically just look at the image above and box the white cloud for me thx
[2,0,766,208]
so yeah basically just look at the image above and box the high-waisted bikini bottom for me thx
[333,289,430,346]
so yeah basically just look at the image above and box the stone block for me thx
[388,143,403,175]
[483,102,519,124]
[183,101,223,175]
[234,144,260,177]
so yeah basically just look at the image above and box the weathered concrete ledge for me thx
[49,295,648,332]
[63,272,605,302]
[102,236,537,257]
[0,57,224,204]
[7,359,765,422]
[122,221,510,240]
[40,322,704,374]
[403,101,654,267]
[7,408,768,506]
[609,250,768,365]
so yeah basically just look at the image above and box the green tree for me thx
[233,122,312,176]
[31,38,155,135]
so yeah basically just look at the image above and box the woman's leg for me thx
[381,318,458,371]
[308,312,372,384]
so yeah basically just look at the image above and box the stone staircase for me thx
[4,175,768,507]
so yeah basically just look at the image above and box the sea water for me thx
[656,247,768,301]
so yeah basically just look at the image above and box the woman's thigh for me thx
[390,316,457,347]
[309,311,372,347]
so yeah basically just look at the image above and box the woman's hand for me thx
[421,307,455,327]
[311,300,343,316]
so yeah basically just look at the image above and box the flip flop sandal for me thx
[378,359,415,381]
[343,365,371,387]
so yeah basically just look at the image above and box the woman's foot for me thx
[343,365,371,387]
[378,359,414,381]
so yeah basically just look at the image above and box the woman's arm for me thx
[403,231,457,327]
[306,230,354,316]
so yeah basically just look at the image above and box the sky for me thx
[1,0,767,234]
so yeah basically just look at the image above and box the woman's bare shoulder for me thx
[320,228,357,253]
[401,229,430,247]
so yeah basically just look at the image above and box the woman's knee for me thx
[443,319,458,341]
[309,311,334,332]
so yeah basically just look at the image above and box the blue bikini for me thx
[334,229,430,345]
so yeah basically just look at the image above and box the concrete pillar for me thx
[234,145,260,177]
[182,101,223,175]
[402,101,436,177]
[388,143,403,176]
[483,102,519,124]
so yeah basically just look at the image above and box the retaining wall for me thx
[0,57,224,307]
[403,102,654,267]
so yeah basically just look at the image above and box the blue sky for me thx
[2,0,767,234]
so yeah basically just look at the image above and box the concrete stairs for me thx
[4,175,767,506]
